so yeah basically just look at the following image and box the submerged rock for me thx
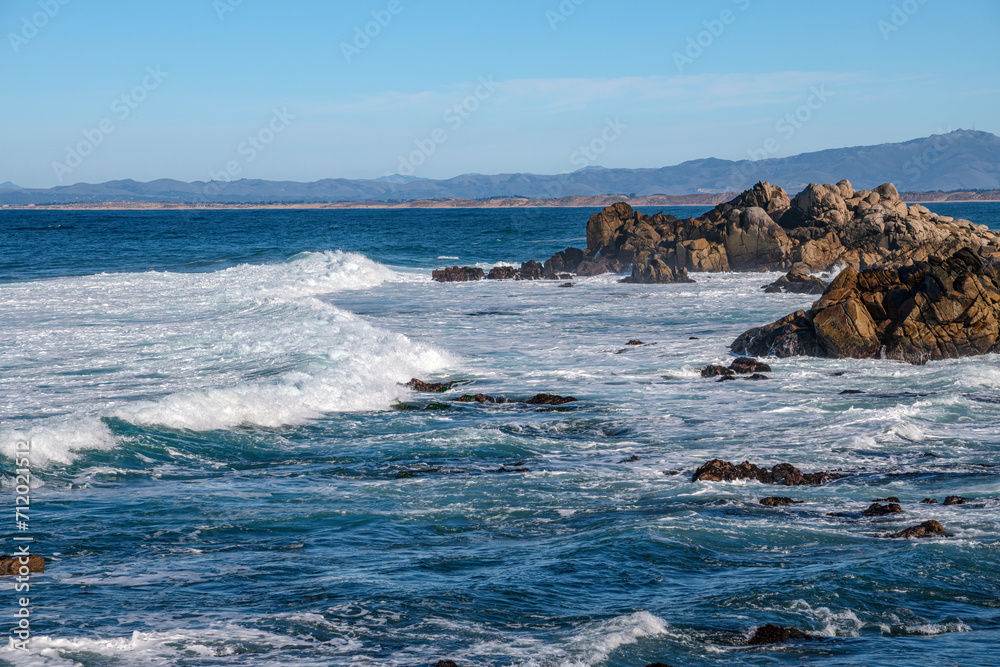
[944,495,968,505]
[700,364,735,378]
[454,394,507,404]
[435,661,459,667]
[729,357,772,374]
[732,249,1000,362]
[626,340,645,346]
[747,623,813,645]
[0,555,44,575]
[864,502,903,517]
[891,520,947,538]
[406,378,459,393]
[921,498,939,504]
[759,496,802,506]
[692,459,842,485]
[525,393,577,406]
[432,266,484,282]
[763,269,829,294]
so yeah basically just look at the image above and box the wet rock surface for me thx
[432,266,484,282]
[747,623,814,645]
[732,248,1000,362]
[864,502,903,517]
[692,459,842,485]
[763,269,830,294]
[759,496,802,507]
[406,378,460,393]
[891,520,947,538]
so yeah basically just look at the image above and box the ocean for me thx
[1,203,998,666]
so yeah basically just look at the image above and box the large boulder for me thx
[587,202,633,252]
[732,248,1000,362]
[723,206,792,270]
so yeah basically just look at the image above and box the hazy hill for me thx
[3,130,998,205]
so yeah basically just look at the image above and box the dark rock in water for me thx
[432,266,484,282]
[701,364,735,378]
[518,260,545,280]
[454,394,507,404]
[424,403,451,411]
[922,452,939,457]
[689,336,700,340]
[759,496,802,506]
[944,495,968,505]
[747,623,813,645]
[891,520,946,538]
[406,378,458,393]
[543,247,585,276]
[487,266,518,280]
[619,455,640,463]
[692,459,842,485]
[864,502,903,517]
[840,389,864,394]
[0,555,44,575]
[763,269,829,294]
[732,249,1000,362]
[496,467,530,473]
[646,663,675,667]
[874,497,901,502]
[921,498,939,504]
[560,282,574,287]
[626,340,645,346]
[525,393,577,406]
[744,373,769,381]
[729,357,772,374]
[435,661,459,667]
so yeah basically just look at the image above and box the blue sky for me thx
[2,0,998,188]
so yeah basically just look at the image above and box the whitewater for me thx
[0,206,998,666]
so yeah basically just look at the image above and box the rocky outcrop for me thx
[406,379,460,393]
[433,179,998,284]
[763,269,829,294]
[432,266,483,282]
[864,502,902,517]
[525,393,577,406]
[563,180,999,283]
[691,459,842,485]
[747,624,813,645]
[891,520,946,538]
[732,248,1000,363]
[760,496,801,506]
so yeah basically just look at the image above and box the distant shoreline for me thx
[2,192,999,211]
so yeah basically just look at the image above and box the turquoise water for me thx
[0,204,998,666]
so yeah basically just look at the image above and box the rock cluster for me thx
[432,266,484,282]
[572,181,999,284]
[700,357,772,380]
[691,459,842,485]
[747,624,813,645]
[432,180,998,284]
[762,269,829,294]
[891,520,947,539]
[732,248,1000,362]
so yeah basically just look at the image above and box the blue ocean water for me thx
[0,203,999,666]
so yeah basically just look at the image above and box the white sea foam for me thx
[0,251,452,463]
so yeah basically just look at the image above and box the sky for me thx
[2,0,999,188]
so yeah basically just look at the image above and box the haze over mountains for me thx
[3,130,999,206]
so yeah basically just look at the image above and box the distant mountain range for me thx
[0,181,21,190]
[3,130,1000,206]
